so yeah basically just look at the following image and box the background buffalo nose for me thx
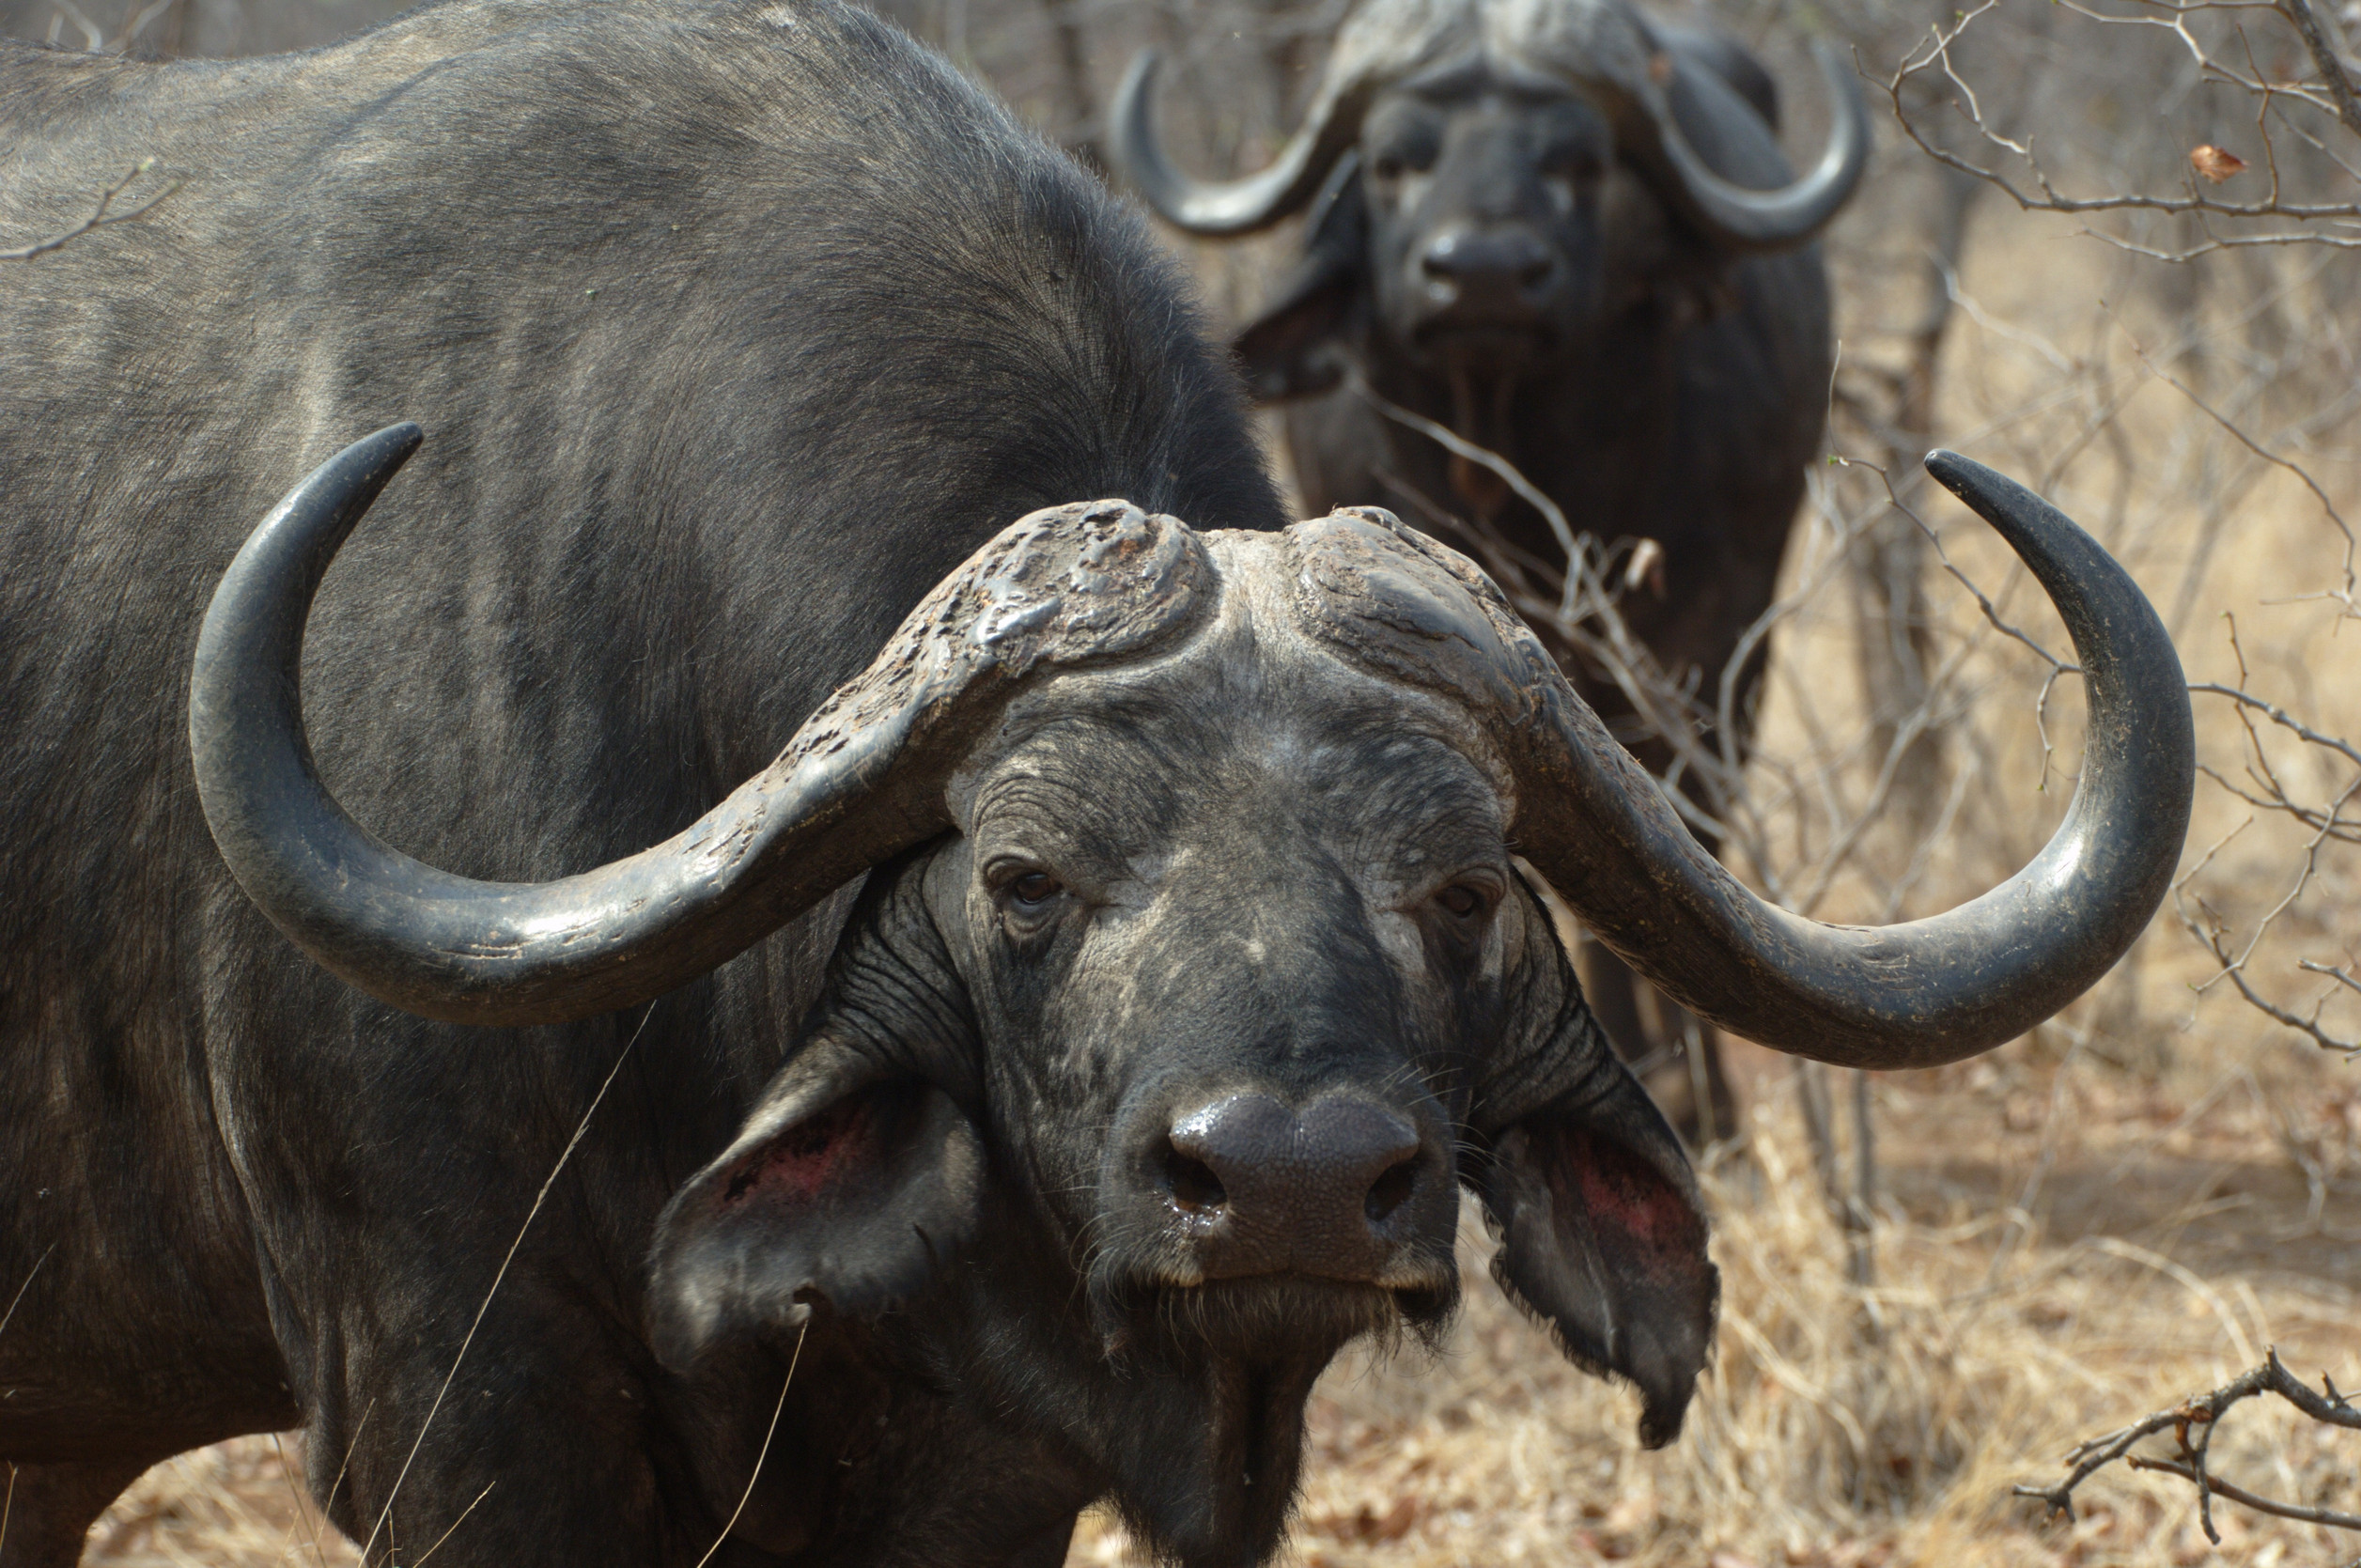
[1420,226,1559,310]
[1163,1093,1425,1281]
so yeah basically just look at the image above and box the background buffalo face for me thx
[1359,58,1617,377]
[650,535,1717,1565]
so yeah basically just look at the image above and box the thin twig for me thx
[2127,1455,2361,1528]
[359,1005,656,1562]
[0,1246,54,1343]
[691,1323,807,1568]
[0,160,178,262]
[2018,1348,2361,1537]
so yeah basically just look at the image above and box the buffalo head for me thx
[1108,0,1868,418]
[189,426,2190,1567]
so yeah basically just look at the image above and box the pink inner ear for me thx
[1555,1126,1705,1263]
[722,1095,876,1207]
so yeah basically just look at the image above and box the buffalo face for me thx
[1359,61,1615,374]
[643,533,1713,1564]
[950,672,1485,1330]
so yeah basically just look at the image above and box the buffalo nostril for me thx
[1364,1156,1418,1224]
[1161,1142,1229,1214]
[1162,1093,1433,1279]
[1416,229,1561,319]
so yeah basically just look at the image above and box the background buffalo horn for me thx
[1109,50,1375,236]
[189,425,1212,1027]
[1510,451,2194,1070]
[1623,40,1871,254]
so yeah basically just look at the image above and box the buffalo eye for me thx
[1009,871,1063,908]
[1364,115,1440,187]
[1434,884,1485,920]
[1371,146,1436,182]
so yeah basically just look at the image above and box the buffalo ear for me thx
[1232,151,1367,402]
[649,1066,985,1369]
[1474,1071,1716,1448]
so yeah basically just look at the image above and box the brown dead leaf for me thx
[2190,144,2247,182]
[1362,1497,1421,1543]
[1311,1495,1421,1544]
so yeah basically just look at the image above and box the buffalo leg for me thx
[0,1458,147,1568]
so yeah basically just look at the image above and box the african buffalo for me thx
[1108,0,1872,1137]
[2,1,2188,1565]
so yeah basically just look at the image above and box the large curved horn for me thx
[1108,50,1375,237]
[1289,454,2193,1071]
[1625,40,1870,254]
[189,427,1213,1027]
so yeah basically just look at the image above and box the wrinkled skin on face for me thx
[652,531,1716,1567]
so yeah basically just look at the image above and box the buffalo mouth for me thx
[1090,1266,1460,1364]
[1387,350,1550,517]
[1410,318,1557,371]
[1085,1275,1460,1568]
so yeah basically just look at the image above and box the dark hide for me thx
[1238,29,1835,1138]
[0,3,1713,1566]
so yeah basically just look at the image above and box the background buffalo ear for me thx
[1473,1072,1717,1449]
[1231,151,1367,402]
[648,1071,985,1369]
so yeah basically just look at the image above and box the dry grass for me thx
[85,1437,352,1568]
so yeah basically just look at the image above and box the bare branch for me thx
[1886,0,2361,255]
[2128,1454,2361,1529]
[2280,0,2361,138]
[2017,1349,2361,1538]
[0,160,176,263]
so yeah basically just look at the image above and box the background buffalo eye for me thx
[1010,871,1063,908]
[1435,884,1483,920]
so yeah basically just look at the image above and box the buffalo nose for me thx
[1420,226,1559,309]
[1163,1093,1426,1281]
